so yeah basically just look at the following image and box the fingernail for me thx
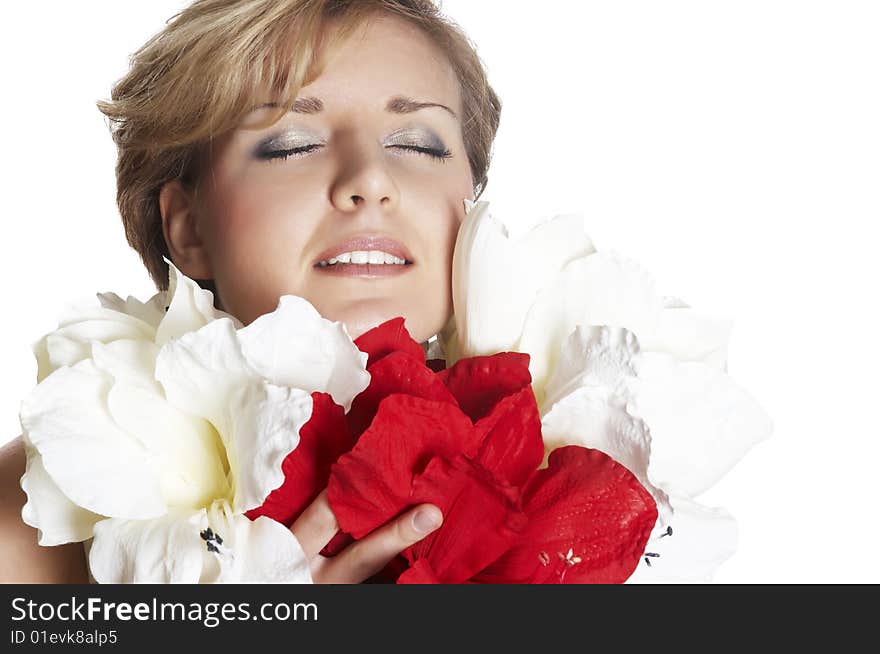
[412,506,442,534]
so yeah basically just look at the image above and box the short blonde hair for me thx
[97,0,502,291]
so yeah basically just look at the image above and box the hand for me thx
[290,489,443,583]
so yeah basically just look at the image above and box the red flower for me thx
[250,318,658,583]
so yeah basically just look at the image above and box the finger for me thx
[318,504,443,584]
[289,490,340,559]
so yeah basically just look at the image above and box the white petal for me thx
[35,333,91,383]
[54,303,159,333]
[227,382,312,513]
[155,259,238,346]
[541,324,640,414]
[90,503,312,584]
[519,250,664,395]
[450,202,594,362]
[237,295,369,412]
[626,497,738,583]
[34,314,157,383]
[97,290,168,328]
[109,385,231,511]
[451,201,523,357]
[87,339,232,511]
[89,511,206,583]
[91,339,161,391]
[642,296,734,371]
[627,352,774,498]
[200,501,313,583]
[155,318,254,439]
[20,444,102,545]
[20,360,166,519]
[540,384,671,526]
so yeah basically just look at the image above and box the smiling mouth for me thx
[313,249,414,277]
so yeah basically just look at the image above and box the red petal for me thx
[319,531,354,558]
[475,446,657,584]
[473,386,545,488]
[246,392,352,527]
[438,353,533,422]
[397,559,441,584]
[354,317,425,367]
[328,395,479,538]
[347,351,457,439]
[404,455,527,583]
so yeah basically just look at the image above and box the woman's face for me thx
[166,15,474,343]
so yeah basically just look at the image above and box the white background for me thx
[1,1,877,583]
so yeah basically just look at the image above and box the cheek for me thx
[202,179,318,320]
[422,197,465,280]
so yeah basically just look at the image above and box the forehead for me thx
[303,14,462,114]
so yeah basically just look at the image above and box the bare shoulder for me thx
[0,436,89,583]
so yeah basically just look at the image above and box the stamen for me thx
[199,526,232,558]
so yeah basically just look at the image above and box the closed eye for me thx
[258,143,452,164]
[390,144,453,162]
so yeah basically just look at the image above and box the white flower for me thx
[443,200,773,582]
[20,260,370,583]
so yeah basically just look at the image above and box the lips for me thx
[313,236,414,267]
[312,235,416,279]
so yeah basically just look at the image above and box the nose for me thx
[329,134,400,212]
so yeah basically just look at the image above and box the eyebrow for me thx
[254,95,458,120]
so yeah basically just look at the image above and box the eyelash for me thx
[260,143,453,164]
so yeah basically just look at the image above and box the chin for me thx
[322,300,437,344]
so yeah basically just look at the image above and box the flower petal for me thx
[449,202,594,363]
[20,443,102,545]
[202,501,313,583]
[627,351,774,497]
[94,340,231,512]
[237,295,369,412]
[540,324,640,415]
[155,258,236,346]
[406,455,526,583]
[89,511,206,583]
[34,313,157,383]
[347,351,457,439]
[518,251,664,397]
[354,317,426,367]
[478,446,657,584]
[20,360,166,519]
[97,290,167,329]
[155,318,255,440]
[438,352,532,423]
[642,296,734,372]
[89,502,313,584]
[473,386,544,488]
[328,395,478,538]
[540,383,671,527]
[227,381,313,513]
[397,559,441,584]
[450,201,527,358]
[625,496,738,583]
[249,392,352,527]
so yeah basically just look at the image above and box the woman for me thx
[0,0,501,583]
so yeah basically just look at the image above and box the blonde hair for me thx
[97,0,502,291]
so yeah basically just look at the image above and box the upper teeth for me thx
[317,251,408,266]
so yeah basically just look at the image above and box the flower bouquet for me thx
[19,200,772,583]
